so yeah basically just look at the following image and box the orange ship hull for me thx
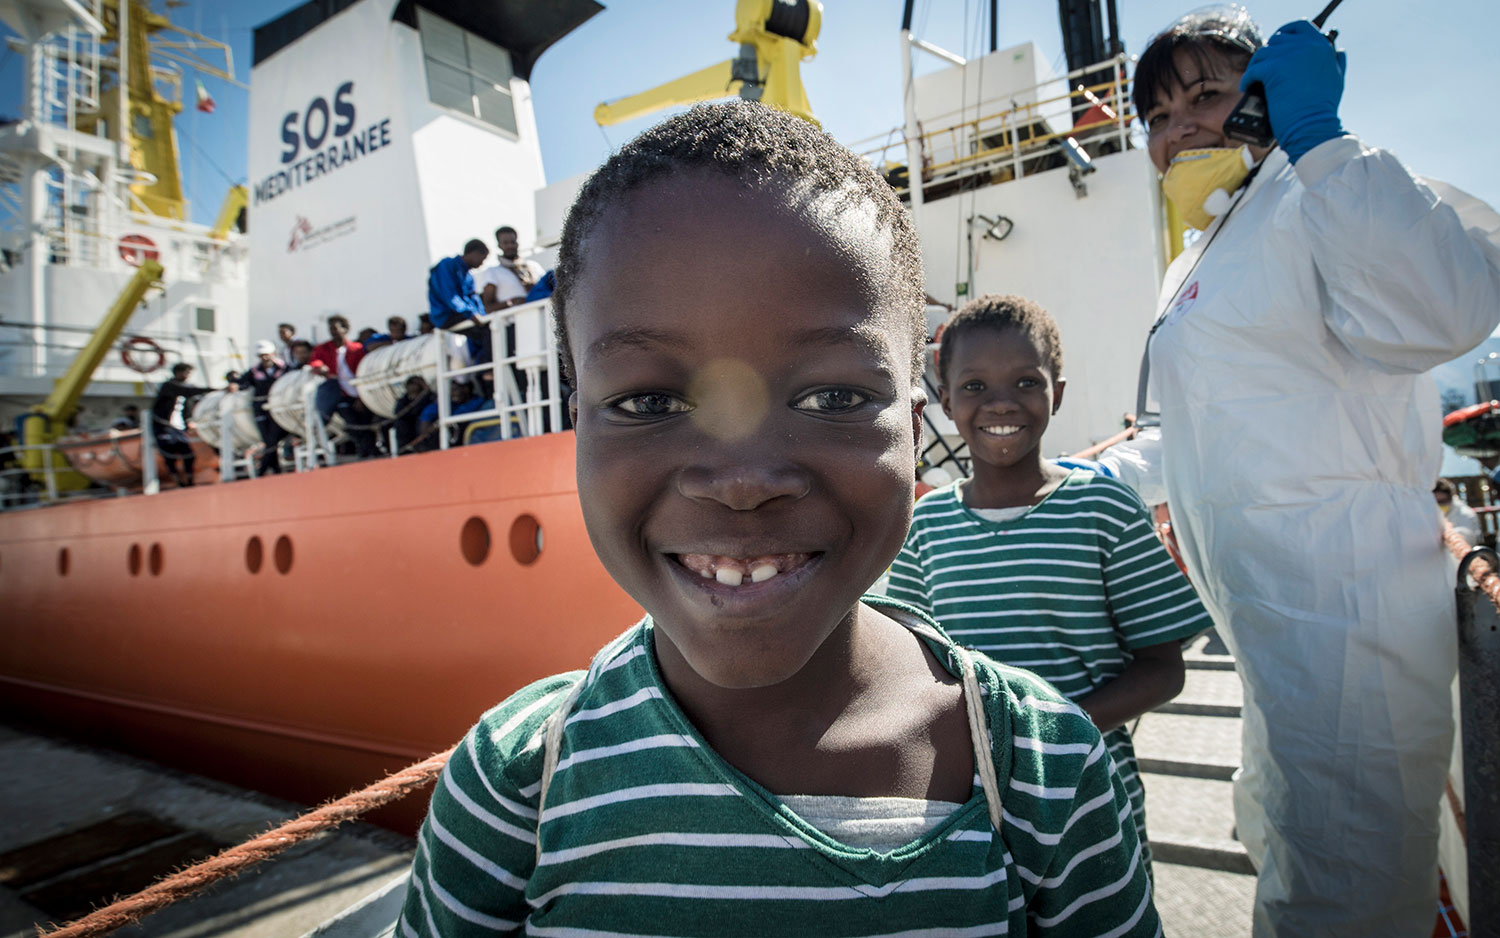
[0,432,641,831]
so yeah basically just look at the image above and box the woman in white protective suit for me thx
[1101,5,1500,936]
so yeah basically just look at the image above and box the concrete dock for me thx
[0,720,412,938]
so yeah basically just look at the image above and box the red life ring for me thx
[121,335,166,374]
[118,234,159,267]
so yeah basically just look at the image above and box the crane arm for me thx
[210,185,248,241]
[594,59,739,127]
[34,259,164,424]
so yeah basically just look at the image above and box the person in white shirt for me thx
[276,322,299,366]
[1434,478,1482,546]
[477,225,545,313]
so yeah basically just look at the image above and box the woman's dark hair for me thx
[553,99,926,384]
[1133,10,1262,119]
[938,294,1062,386]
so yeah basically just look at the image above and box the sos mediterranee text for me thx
[253,82,390,205]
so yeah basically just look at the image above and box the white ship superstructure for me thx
[0,0,248,427]
[245,0,602,343]
[861,13,1167,458]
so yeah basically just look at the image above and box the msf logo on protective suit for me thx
[252,82,393,206]
[1167,281,1199,325]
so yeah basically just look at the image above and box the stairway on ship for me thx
[1138,629,1257,937]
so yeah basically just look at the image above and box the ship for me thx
[0,0,1483,934]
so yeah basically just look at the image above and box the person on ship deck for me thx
[393,375,436,453]
[477,225,543,313]
[233,341,289,476]
[151,362,214,487]
[428,240,491,366]
[289,340,313,368]
[275,322,300,366]
[1099,6,1500,935]
[1434,478,1481,546]
[110,404,140,430]
[309,315,376,459]
[418,379,491,449]
[362,315,410,351]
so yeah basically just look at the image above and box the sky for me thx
[0,0,1494,221]
[2,0,1497,470]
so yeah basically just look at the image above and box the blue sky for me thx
[1,0,1493,222]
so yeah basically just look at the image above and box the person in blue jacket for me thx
[427,239,491,364]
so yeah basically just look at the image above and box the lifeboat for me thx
[190,389,262,456]
[1442,400,1500,460]
[53,427,221,489]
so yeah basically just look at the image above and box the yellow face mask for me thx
[1161,146,1257,230]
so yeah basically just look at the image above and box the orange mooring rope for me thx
[1443,519,1500,610]
[35,745,455,938]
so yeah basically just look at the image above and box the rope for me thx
[1068,422,1138,461]
[1443,518,1500,612]
[35,745,455,938]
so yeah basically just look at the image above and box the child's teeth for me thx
[700,568,713,578]
[750,564,778,583]
[716,568,744,586]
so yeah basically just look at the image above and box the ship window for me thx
[132,113,154,140]
[416,7,517,137]
[194,307,215,333]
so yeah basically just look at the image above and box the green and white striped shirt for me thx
[883,472,1212,854]
[399,600,1161,936]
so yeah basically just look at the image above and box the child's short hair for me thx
[938,294,1063,384]
[553,100,926,384]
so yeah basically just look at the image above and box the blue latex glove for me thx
[1052,456,1116,479]
[1240,20,1346,163]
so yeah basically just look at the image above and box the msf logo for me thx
[288,216,313,253]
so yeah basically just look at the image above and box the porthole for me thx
[509,514,542,566]
[460,517,490,566]
[148,543,163,576]
[245,536,263,574]
[57,547,70,576]
[274,535,293,574]
[128,544,142,576]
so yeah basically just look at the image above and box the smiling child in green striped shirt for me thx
[884,294,1212,865]
[399,106,1162,937]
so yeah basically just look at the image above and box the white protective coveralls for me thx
[1103,136,1500,936]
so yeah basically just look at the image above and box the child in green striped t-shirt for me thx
[400,105,1162,937]
[885,294,1213,864]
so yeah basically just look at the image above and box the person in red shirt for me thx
[310,315,375,457]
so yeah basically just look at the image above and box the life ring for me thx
[121,335,166,374]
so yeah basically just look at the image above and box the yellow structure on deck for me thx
[20,260,165,493]
[594,0,822,127]
[73,0,238,220]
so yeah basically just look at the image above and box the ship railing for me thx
[36,214,245,275]
[851,53,1136,199]
[0,441,100,508]
[432,298,564,450]
[0,319,242,388]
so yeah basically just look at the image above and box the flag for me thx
[195,79,215,114]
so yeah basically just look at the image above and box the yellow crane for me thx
[20,260,165,493]
[73,0,240,220]
[594,0,822,127]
